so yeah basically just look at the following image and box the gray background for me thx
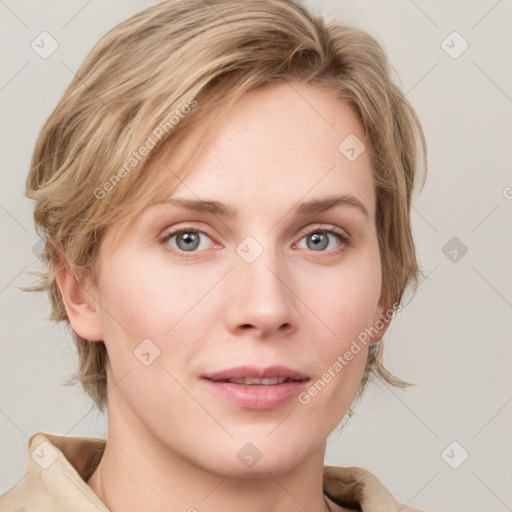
[1,1,511,511]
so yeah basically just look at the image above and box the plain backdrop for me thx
[1,1,511,511]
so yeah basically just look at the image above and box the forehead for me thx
[149,82,375,221]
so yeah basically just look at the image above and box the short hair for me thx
[24,0,427,414]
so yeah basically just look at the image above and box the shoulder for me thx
[0,432,108,512]
[0,475,54,512]
[323,465,427,512]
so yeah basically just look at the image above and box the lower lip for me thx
[202,379,310,410]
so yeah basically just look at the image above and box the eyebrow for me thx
[155,194,370,220]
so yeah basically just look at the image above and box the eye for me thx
[159,224,350,257]
[160,227,215,254]
[295,227,349,253]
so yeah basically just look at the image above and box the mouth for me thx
[209,376,307,385]
[202,364,309,382]
[201,365,310,409]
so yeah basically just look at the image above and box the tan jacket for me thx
[0,432,424,511]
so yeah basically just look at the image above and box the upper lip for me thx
[203,365,309,382]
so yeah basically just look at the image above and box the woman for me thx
[1,0,427,510]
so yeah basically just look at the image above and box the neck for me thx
[86,399,338,512]
[88,465,336,512]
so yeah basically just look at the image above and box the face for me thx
[80,82,388,476]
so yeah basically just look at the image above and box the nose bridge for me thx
[226,234,298,336]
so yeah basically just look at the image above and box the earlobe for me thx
[53,248,104,342]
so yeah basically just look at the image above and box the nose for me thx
[224,242,299,339]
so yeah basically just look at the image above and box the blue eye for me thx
[160,225,349,257]
[296,228,349,252]
[162,229,213,253]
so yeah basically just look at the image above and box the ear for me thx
[367,300,395,346]
[53,247,103,342]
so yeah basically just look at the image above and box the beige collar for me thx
[2,432,422,512]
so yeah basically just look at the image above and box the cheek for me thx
[96,262,169,340]
[95,252,223,370]
[295,245,381,409]
[298,265,378,418]
[93,255,206,407]
[97,250,199,332]
[302,248,382,343]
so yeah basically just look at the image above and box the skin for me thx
[56,82,391,512]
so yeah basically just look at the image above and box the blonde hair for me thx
[24,0,427,413]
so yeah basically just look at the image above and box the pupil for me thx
[178,232,199,251]
[309,232,328,251]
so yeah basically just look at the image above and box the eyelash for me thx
[159,224,351,258]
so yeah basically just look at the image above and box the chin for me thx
[210,434,314,477]
[212,452,307,479]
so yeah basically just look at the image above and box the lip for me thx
[202,365,308,381]
[201,365,310,410]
